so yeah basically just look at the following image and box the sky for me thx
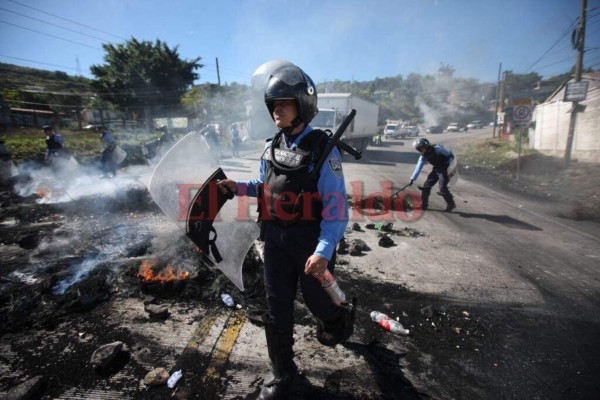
[1,0,600,86]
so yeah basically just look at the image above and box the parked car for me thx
[405,126,419,137]
[446,123,461,132]
[426,125,443,134]
[384,123,401,139]
[467,120,483,129]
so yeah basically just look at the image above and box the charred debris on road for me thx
[1,162,598,399]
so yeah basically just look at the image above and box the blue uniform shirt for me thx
[101,131,116,149]
[238,125,348,260]
[410,144,454,181]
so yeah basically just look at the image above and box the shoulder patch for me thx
[328,157,343,179]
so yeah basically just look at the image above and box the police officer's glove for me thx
[409,179,414,186]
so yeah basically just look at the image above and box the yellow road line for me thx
[185,311,218,351]
[203,310,246,382]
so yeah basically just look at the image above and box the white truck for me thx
[310,93,379,153]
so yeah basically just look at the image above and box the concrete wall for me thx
[531,85,600,164]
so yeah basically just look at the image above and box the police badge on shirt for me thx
[328,157,343,179]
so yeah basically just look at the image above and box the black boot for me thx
[259,323,297,400]
[420,187,431,211]
[442,192,456,212]
[316,297,357,347]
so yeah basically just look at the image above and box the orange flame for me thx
[137,260,190,282]
[36,188,49,198]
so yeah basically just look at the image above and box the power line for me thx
[526,17,578,72]
[535,55,576,71]
[0,55,80,71]
[8,0,127,41]
[0,20,103,51]
[0,6,109,43]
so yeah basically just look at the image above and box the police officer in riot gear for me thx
[409,138,456,211]
[42,125,68,160]
[218,62,354,399]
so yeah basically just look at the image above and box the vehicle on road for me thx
[446,122,461,132]
[467,120,483,129]
[404,125,419,137]
[426,125,443,134]
[312,93,379,152]
[384,123,401,139]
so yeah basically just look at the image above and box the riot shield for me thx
[448,155,459,186]
[111,145,127,166]
[148,130,259,291]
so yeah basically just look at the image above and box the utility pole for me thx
[497,71,506,138]
[564,0,587,168]
[216,57,221,87]
[492,62,502,138]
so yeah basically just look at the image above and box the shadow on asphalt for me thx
[455,212,542,231]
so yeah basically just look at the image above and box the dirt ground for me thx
[457,141,600,222]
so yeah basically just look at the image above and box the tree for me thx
[438,63,455,78]
[503,71,542,94]
[90,38,202,128]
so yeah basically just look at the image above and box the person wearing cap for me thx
[218,61,355,399]
[42,125,67,160]
[409,137,456,212]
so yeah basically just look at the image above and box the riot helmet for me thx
[413,138,431,152]
[264,64,318,126]
[251,60,295,92]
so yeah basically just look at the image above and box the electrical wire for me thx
[526,17,579,72]
[0,6,110,43]
[8,0,127,41]
[0,20,103,51]
[0,55,80,71]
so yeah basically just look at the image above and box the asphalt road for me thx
[219,127,600,399]
[2,127,599,399]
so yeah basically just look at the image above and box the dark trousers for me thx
[101,148,116,174]
[421,166,453,207]
[263,222,342,332]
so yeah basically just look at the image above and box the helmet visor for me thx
[270,65,308,86]
[251,60,295,90]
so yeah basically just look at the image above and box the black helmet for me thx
[264,64,318,125]
[42,125,52,131]
[252,60,295,91]
[413,138,431,151]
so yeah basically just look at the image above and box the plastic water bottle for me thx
[221,293,234,308]
[370,311,410,335]
[167,370,182,388]
[313,269,346,306]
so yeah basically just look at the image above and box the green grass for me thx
[458,138,540,172]
[1,127,167,164]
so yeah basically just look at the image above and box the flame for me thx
[36,188,50,198]
[137,260,190,282]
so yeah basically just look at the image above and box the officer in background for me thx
[230,123,241,158]
[0,138,15,186]
[0,139,10,161]
[42,125,68,160]
[409,138,456,211]
[98,126,118,177]
[158,125,174,147]
[218,62,354,400]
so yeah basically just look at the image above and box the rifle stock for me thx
[311,109,361,179]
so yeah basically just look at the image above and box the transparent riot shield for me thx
[148,130,260,291]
